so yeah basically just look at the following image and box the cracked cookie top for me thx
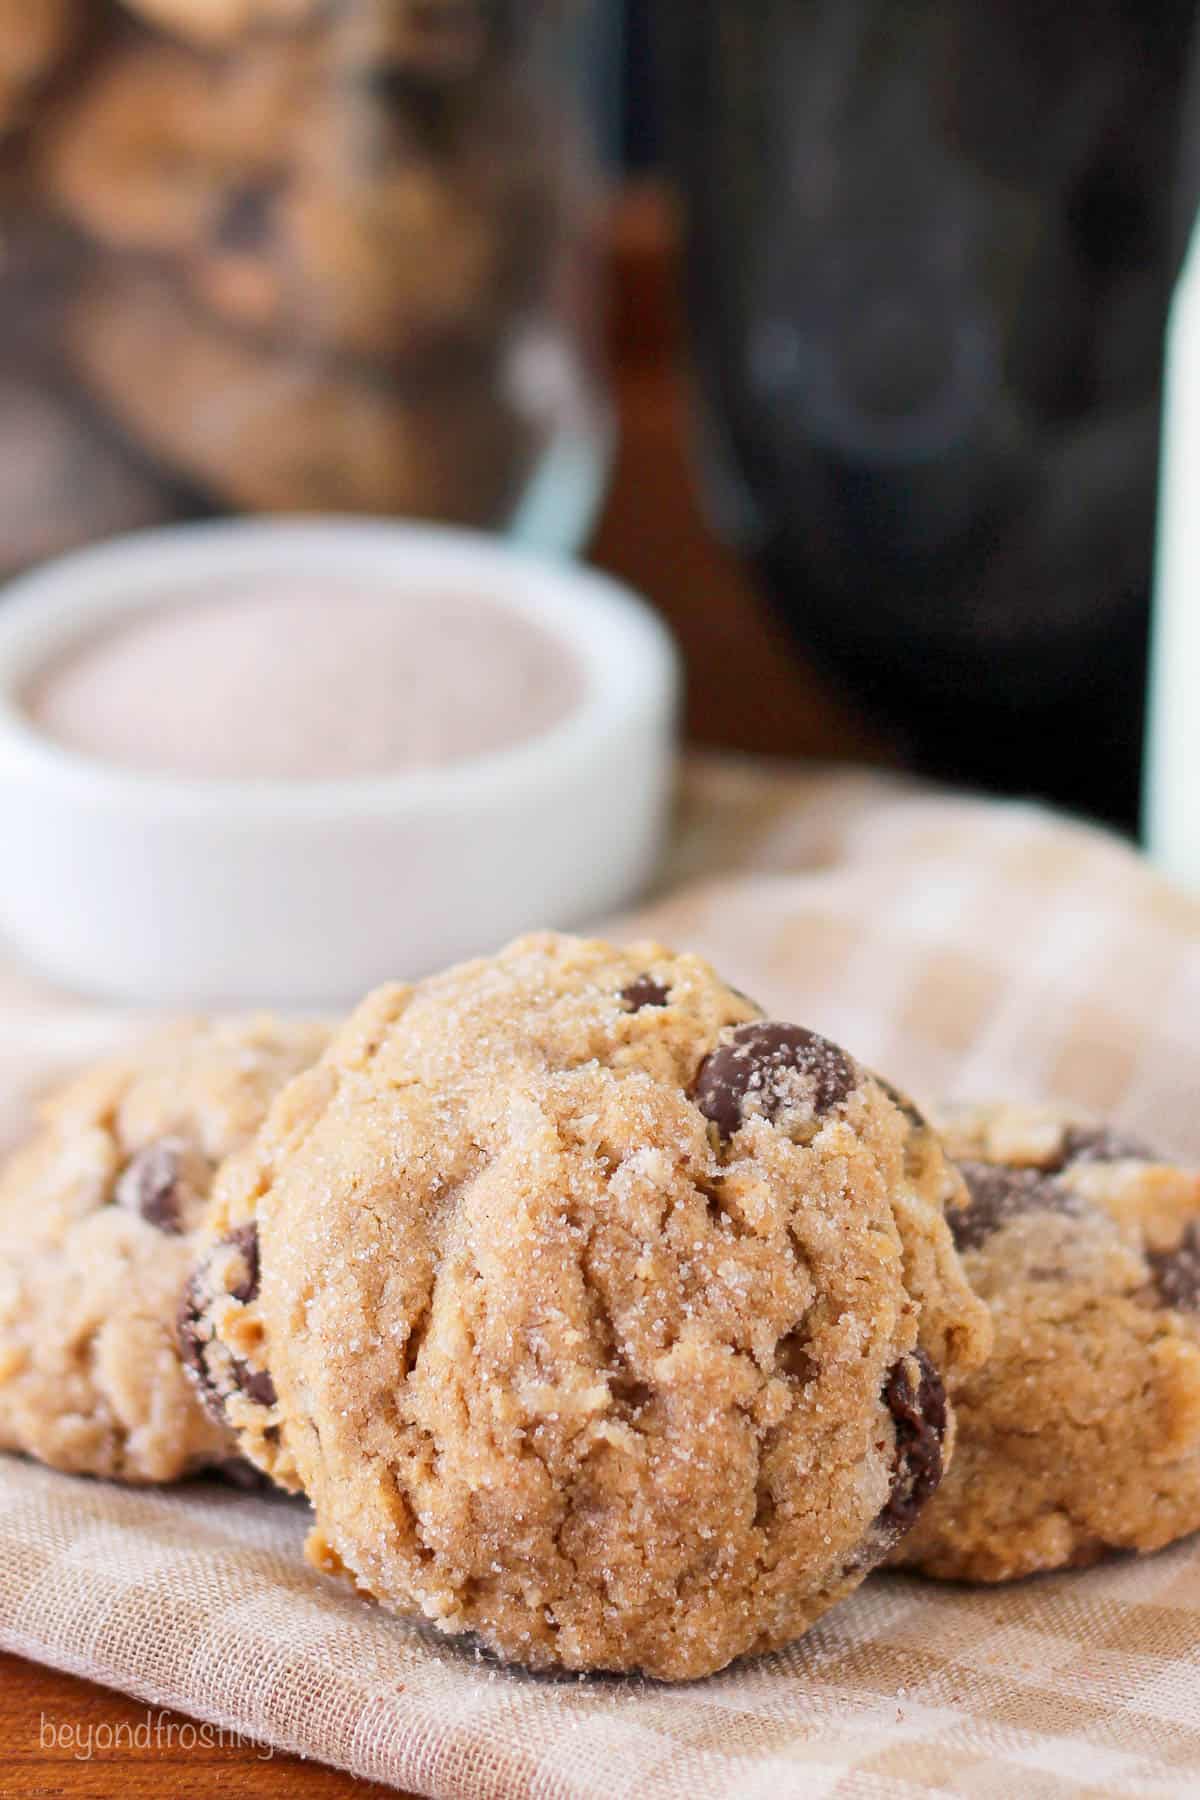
[891,1100,1200,1583]
[183,932,989,1679]
[0,1015,326,1483]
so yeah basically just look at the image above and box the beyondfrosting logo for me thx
[38,1709,275,1761]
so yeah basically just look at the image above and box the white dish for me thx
[0,519,680,1006]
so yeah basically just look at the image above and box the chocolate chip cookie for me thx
[0,0,79,138]
[0,1017,325,1484]
[42,37,561,367]
[38,39,320,260]
[122,0,521,73]
[118,0,326,49]
[182,934,990,1679]
[67,270,534,522]
[891,1101,1200,1582]
[193,71,564,366]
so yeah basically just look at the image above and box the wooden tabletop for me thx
[0,1652,401,1800]
[0,185,891,1800]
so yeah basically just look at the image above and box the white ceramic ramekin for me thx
[0,520,680,1006]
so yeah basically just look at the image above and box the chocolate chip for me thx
[609,1371,653,1415]
[226,1224,261,1305]
[840,1349,949,1576]
[176,1229,275,1423]
[1055,1124,1154,1169]
[949,1160,1082,1254]
[177,1270,225,1424]
[114,1141,191,1235]
[775,1330,817,1384]
[242,1365,278,1407]
[693,1023,856,1139]
[621,976,670,1011]
[356,64,456,151]
[214,184,275,252]
[878,1349,947,1535]
[1147,1221,1200,1314]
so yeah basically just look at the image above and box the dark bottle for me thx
[661,0,1197,827]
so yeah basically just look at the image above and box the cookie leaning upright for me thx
[0,1016,326,1483]
[891,1102,1200,1582]
[183,933,989,1679]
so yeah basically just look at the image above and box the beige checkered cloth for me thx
[2,754,1200,1799]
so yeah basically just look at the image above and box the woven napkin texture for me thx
[2,755,1200,1800]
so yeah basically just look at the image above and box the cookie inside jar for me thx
[0,0,605,558]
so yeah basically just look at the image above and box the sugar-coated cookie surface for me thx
[0,1017,326,1483]
[183,934,990,1678]
[891,1101,1200,1582]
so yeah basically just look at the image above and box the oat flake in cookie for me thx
[184,933,989,1679]
[0,1016,325,1483]
[891,1101,1200,1583]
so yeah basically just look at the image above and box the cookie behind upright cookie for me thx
[891,1101,1200,1582]
[182,932,991,1679]
[0,1015,326,1483]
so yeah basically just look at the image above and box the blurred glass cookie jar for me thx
[0,0,610,572]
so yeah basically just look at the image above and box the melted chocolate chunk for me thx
[621,976,670,1011]
[177,1270,225,1424]
[841,1350,949,1576]
[878,1350,947,1535]
[176,1228,276,1422]
[693,1022,856,1139]
[241,1365,279,1407]
[226,1224,262,1305]
[214,184,275,252]
[949,1161,1081,1254]
[1056,1124,1154,1169]
[114,1141,190,1235]
[223,1225,276,1402]
[1147,1221,1200,1314]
